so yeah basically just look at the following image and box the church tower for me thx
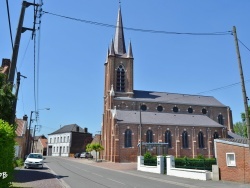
[102,6,134,161]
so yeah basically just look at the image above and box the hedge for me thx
[0,119,16,188]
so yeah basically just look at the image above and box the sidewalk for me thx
[12,165,67,188]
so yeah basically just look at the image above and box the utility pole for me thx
[10,72,26,125]
[8,1,38,86]
[232,26,250,149]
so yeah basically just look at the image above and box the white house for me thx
[47,124,93,157]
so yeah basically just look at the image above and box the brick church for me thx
[101,7,233,162]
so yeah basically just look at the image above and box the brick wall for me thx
[216,141,250,183]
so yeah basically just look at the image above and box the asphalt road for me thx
[45,157,250,188]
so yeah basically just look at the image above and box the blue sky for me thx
[1,0,250,137]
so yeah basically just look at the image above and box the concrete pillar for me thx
[157,156,164,174]
[166,155,175,175]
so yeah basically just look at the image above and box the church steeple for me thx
[114,6,126,55]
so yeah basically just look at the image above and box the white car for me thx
[24,153,45,169]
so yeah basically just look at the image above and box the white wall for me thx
[47,133,71,157]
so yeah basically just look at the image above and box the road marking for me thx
[92,172,103,177]
[107,178,125,185]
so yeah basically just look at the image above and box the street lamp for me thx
[25,108,50,156]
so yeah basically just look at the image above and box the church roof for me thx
[115,90,226,107]
[114,110,224,127]
[48,124,87,135]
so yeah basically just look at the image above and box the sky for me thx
[1,0,250,137]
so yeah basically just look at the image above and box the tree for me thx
[0,73,15,124]
[233,106,250,138]
[233,122,247,138]
[86,143,104,161]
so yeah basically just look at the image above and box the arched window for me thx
[116,65,125,92]
[165,130,172,148]
[182,131,188,149]
[198,131,204,148]
[124,129,132,148]
[146,130,153,143]
[218,114,224,125]
[213,132,219,139]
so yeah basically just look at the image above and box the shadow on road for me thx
[13,168,68,183]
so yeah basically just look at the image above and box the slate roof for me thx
[114,110,224,127]
[227,131,245,139]
[215,138,249,146]
[115,90,226,107]
[49,124,87,135]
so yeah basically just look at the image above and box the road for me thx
[45,157,250,188]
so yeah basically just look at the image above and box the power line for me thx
[238,38,250,53]
[5,0,14,50]
[42,10,232,36]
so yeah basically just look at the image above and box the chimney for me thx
[76,126,79,132]
[84,128,88,133]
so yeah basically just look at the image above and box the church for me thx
[101,7,233,162]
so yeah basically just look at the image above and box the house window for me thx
[63,146,65,153]
[60,137,62,143]
[198,131,204,148]
[57,147,58,153]
[50,138,52,143]
[57,137,59,143]
[64,136,66,142]
[218,114,224,125]
[67,146,69,153]
[67,136,70,142]
[53,147,55,152]
[54,138,56,143]
[165,130,172,148]
[116,65,125,92]
[146,130,153,143]
[182,131,188,148]
[226,153,236,166]
[124,129,132,148]
[213,132,219,139]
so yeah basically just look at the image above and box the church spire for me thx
[127,40,133,58]
[109,39,115,56]
[114,6,126,55]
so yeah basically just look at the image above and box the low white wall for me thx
[166,155,211,181]
[137,156,164,174]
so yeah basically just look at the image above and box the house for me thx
[47,124,93,157]
[32,135,47,156]
[214,138,250,183]
[101,7,233,162]
[15,115,29,159]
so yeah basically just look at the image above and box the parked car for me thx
[74,153,80,158]
[24,153,45,169]
[80,152,93,159]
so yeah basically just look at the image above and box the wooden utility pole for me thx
[232,26,250,148]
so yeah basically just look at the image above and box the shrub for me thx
[0,119,16,188]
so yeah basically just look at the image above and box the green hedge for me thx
[175,157,216,171]
[0,119,16,188]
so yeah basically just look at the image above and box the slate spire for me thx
[114,6,126,55]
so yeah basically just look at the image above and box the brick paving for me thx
[13,166,65,188]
